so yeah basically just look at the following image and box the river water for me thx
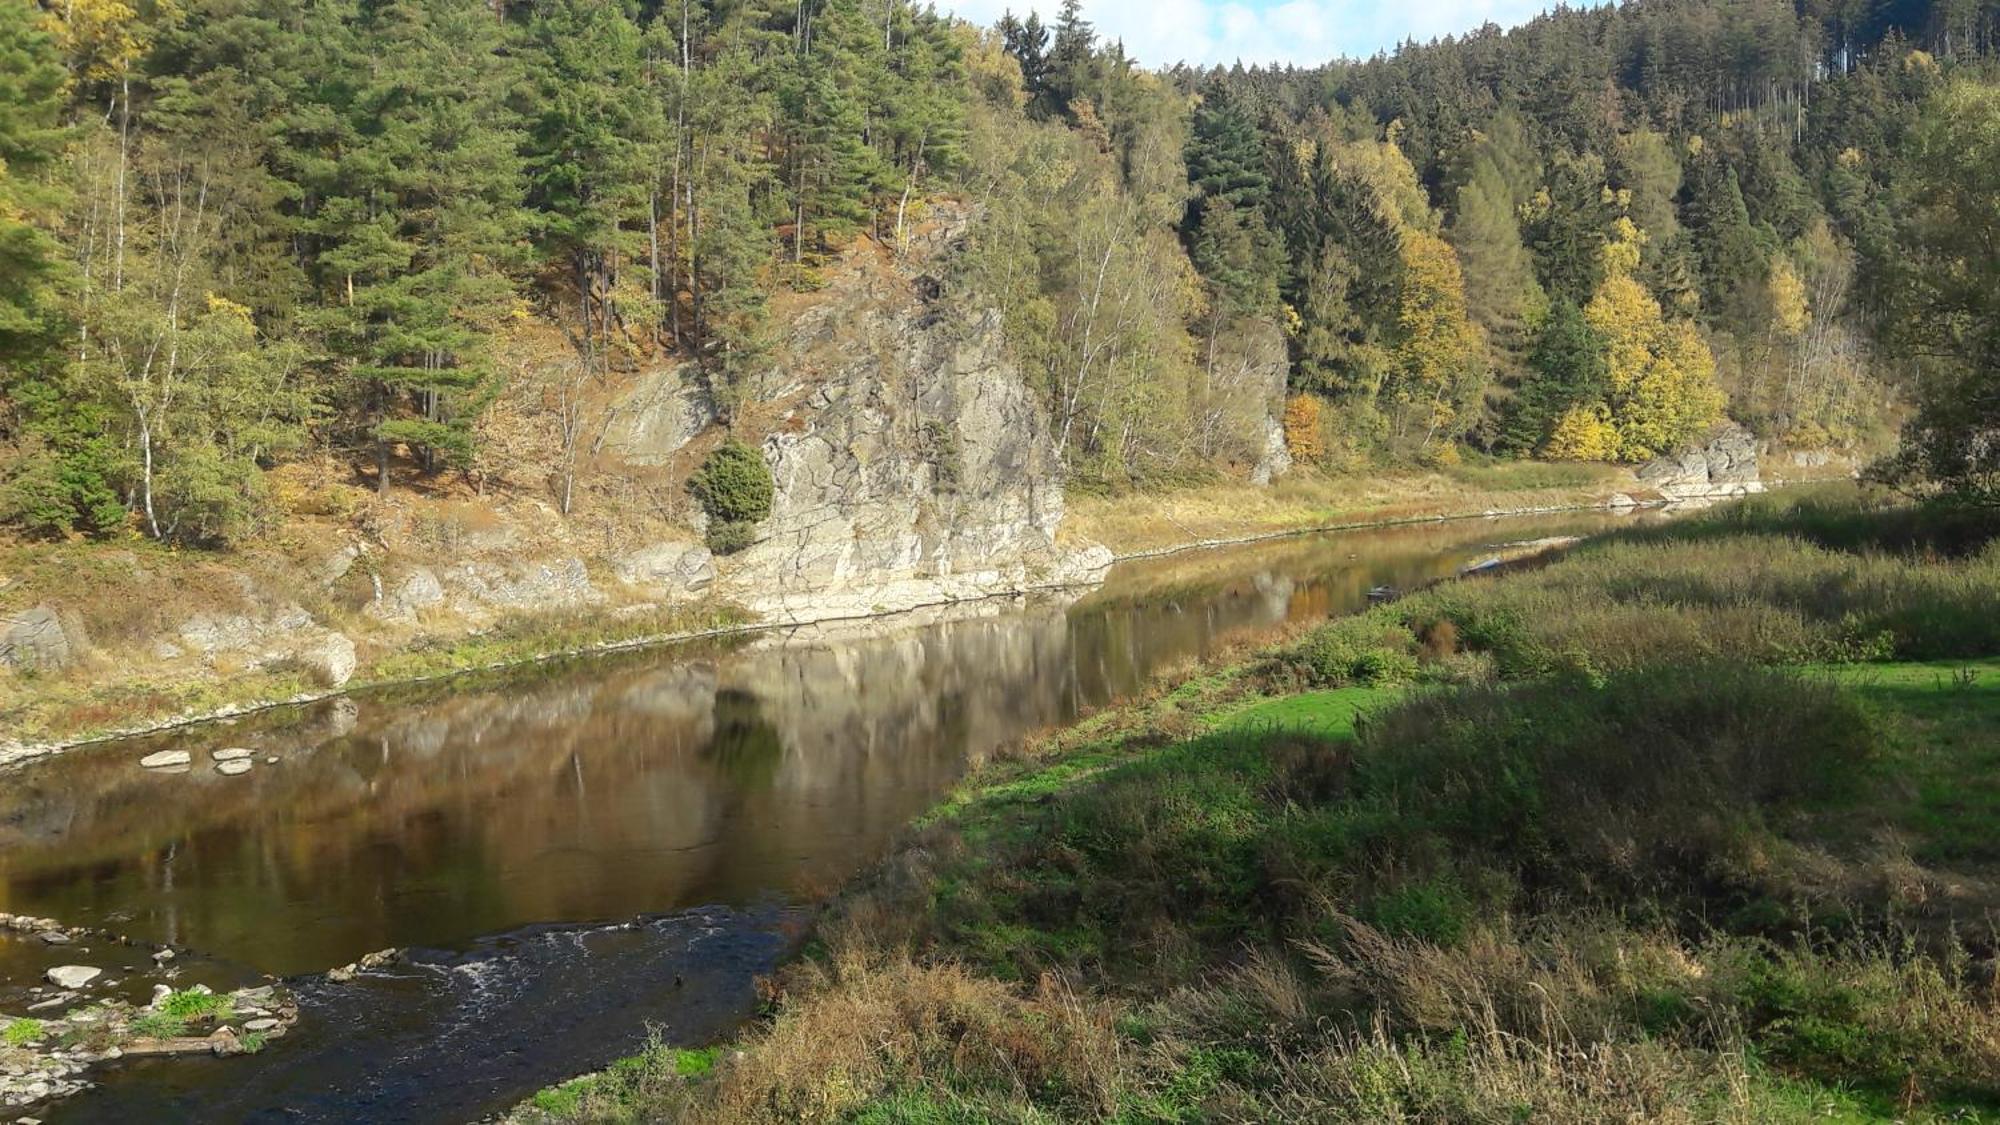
[3,510,1644,1122]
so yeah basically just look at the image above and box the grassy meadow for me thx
[514,492,2000,1124]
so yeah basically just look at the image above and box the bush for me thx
[705,519,758,556]
[687,439,773,554]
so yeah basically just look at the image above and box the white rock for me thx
[243,1018,278,1032]
[212,747,254,762]
[139,750,192,769]
[44,966,99,989]
[216,759,252,777]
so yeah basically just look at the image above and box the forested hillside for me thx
[0,0,1996,548]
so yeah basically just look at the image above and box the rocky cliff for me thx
[606,204,1111,623]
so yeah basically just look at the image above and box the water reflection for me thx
[0,510,1642,978]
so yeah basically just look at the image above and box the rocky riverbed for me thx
[0,915,297,1112]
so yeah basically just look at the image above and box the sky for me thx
[938,0,1584,69]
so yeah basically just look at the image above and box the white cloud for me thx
[938,0,1583,68]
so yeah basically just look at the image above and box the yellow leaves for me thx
[48,0,173,82]
[1282,394,1323,462]
[1288,136,1318,175]
[1544,404,1619,461]
[1600,217,1646,276]
[1585,273,1657,392]
[1904,49,1938,73]
[202,293,253,324]
[1322,138,1429,232]
[1768,259,1809,338]
[1837,146,1865,169]
[1583,259,1725,461]
[1396,232,1482,389]
[1687,135,1706,157]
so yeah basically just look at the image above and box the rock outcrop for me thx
[161,601,359,688]
[1638,422,1764,502]
[611,204,1113,623]
[0,606,86,672]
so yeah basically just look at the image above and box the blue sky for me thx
[939,0,1579,68]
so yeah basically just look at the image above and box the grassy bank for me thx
[1065,461,1638,556]
[515,492,2000,1123]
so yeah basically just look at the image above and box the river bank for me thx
[6,508,1660,1120]
[511,490,2000,1123]
[0,461,1701,765]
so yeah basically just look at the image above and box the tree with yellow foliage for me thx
[1544,403,1620,460]
[1571,219,1726,461]
[1388,229,1485,452]
[1282,393,1324,462]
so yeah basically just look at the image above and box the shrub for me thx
[687,439,773,554]
[705,519,758,556]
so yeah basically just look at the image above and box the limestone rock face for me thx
[600,366,715,466]
[612,203,1112,623]
[1638,422,1764,501]
[439,557,602,617]
[0,606,85,671]
[613,541,716,596]
[1224,316,1292,487]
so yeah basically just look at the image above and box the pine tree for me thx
[0,0,68,354]
[517,0,666,350]
[309,0,525,492]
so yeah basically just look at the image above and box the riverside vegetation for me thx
[512,490,2000,1122]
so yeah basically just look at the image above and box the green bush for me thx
[706,519,758,555]
[687,438,773,554]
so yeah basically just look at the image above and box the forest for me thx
[1,0,1998,548]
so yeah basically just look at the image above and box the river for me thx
[1,509,1647,1122]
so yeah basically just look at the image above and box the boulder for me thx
[216,759,252,777]
[440,557,602,617]
[291,630,357,688]
[212,747,254,762]
[613,542,716,595]
[369,567,446,623]
[44,966,99,990]
[139,750,192,770]
[0,607,84,672]
[599,365,717,465]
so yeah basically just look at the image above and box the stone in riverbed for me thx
[243,1018,278,1032]
[139,750,191,769]
[212,747,253,762]
[216,759,252,776]
[44,966,99,989]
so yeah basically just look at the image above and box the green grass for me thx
[2,1018,42,1047]
[510,496,2000,1124]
